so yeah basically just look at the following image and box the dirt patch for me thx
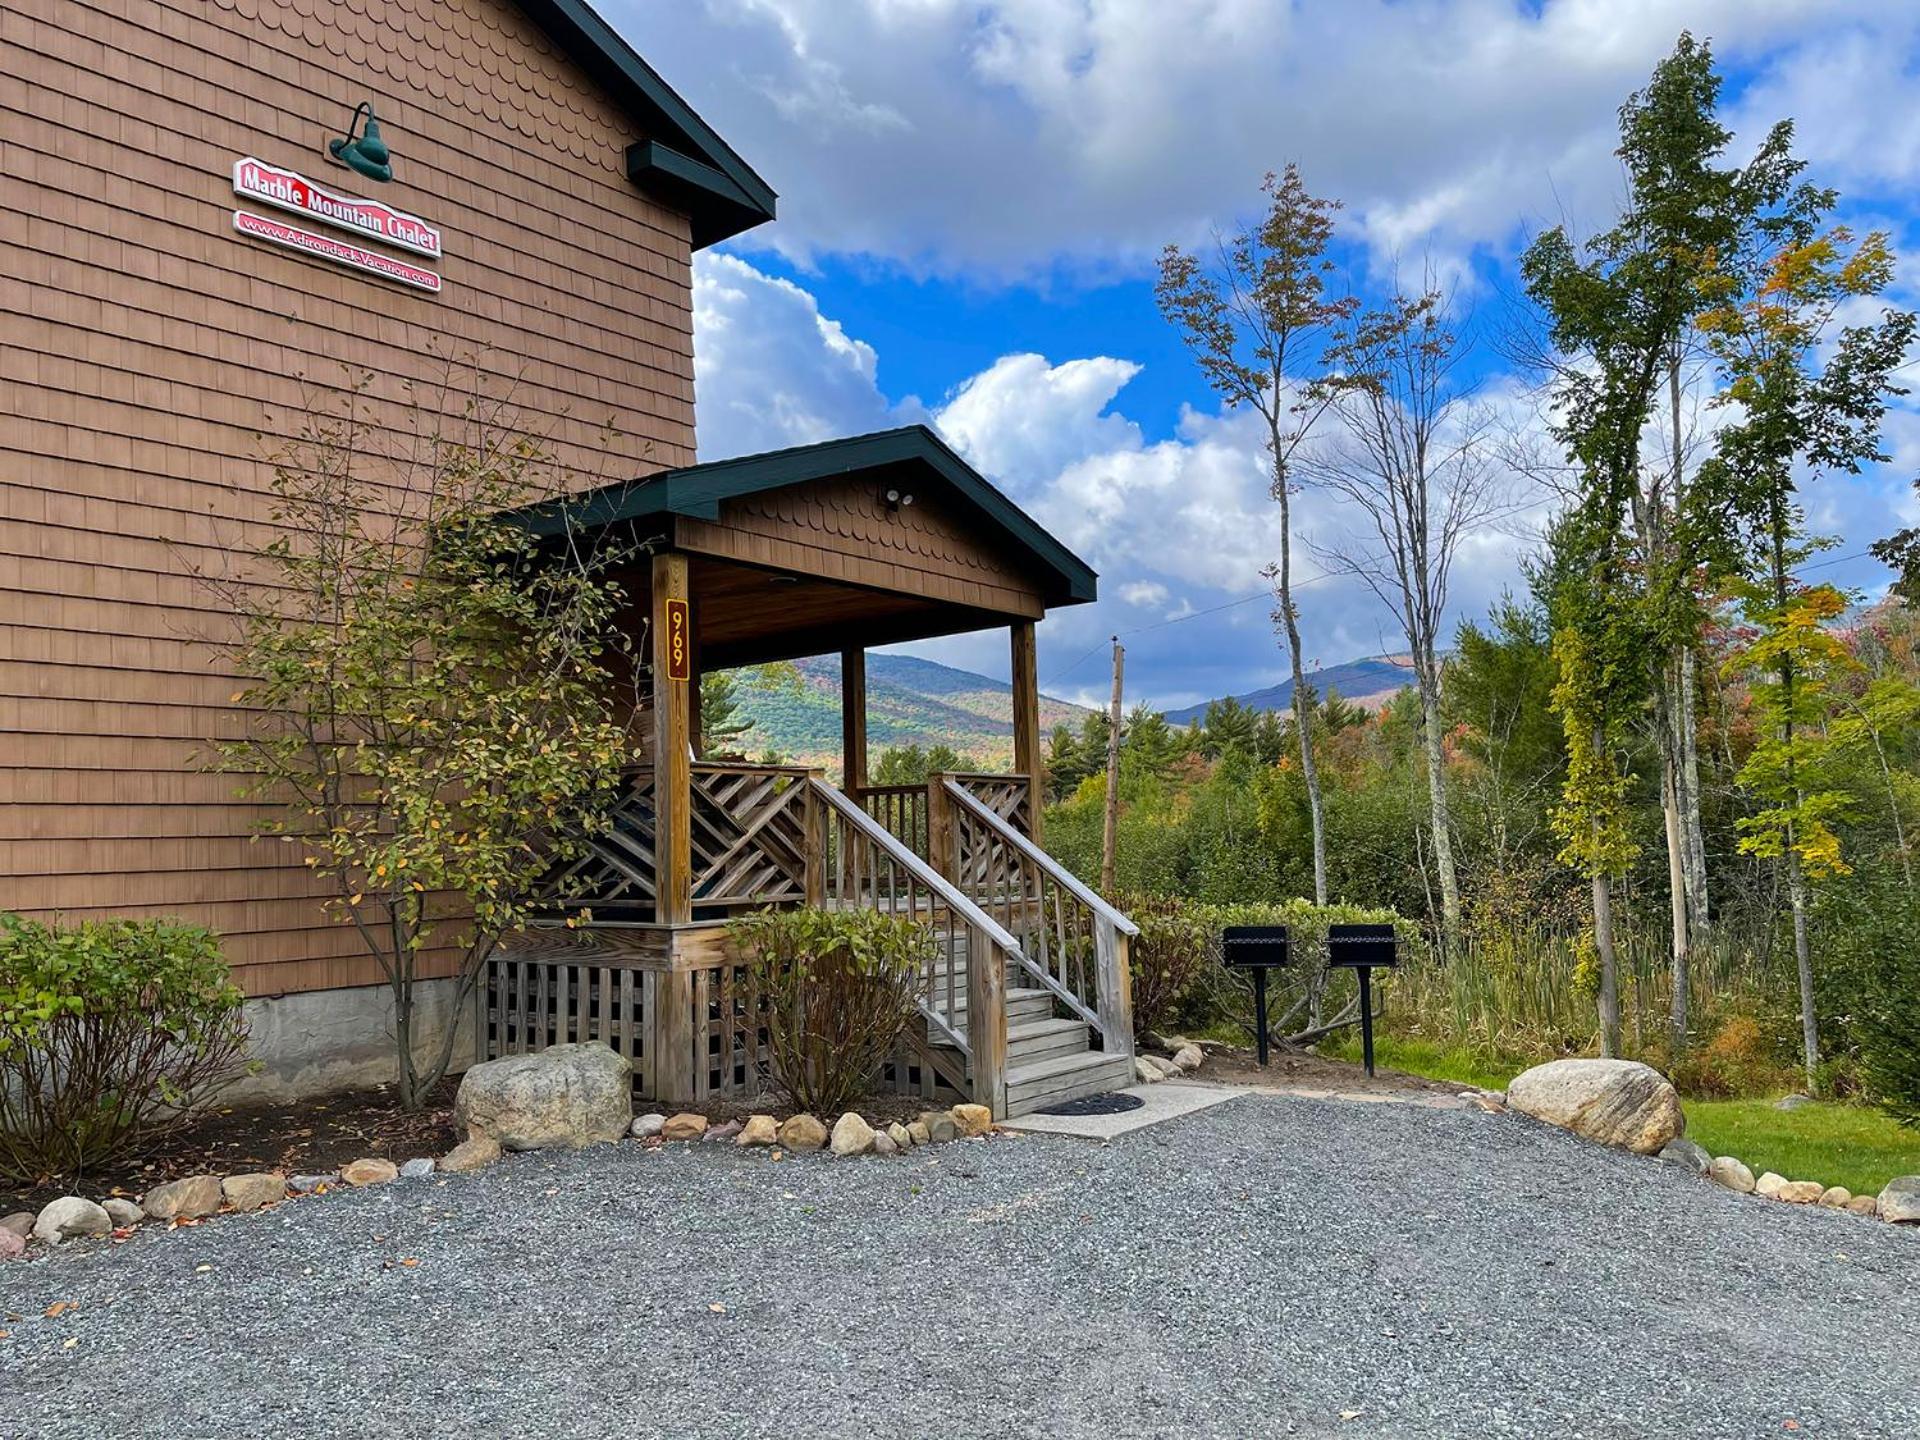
[1185,1042,1466,1095]
[1,1080,460,1214]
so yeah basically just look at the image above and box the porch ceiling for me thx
[679,554,1009,670]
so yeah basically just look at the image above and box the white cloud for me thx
[692,252,923,459]
[615,0,1912,279]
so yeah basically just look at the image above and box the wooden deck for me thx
[502,762,1137,1116]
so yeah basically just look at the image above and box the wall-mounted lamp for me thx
[884,489,914,512]
[328,101,392,183]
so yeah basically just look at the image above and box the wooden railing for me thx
[811,778,1018,1114]
[856,773,1032,862]
[688,761,811,910]
[938,776,1136,1060]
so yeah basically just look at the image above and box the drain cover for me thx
[1033,1091,1145,1117]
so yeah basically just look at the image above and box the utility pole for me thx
[1100,636,1124,895]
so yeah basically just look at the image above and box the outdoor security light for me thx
[328,101,392,183]
[884,489,915,511]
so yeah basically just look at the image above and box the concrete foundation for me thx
[227,978,478,1103]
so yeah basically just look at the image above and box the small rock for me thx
[1708,1156,1755,1194]
[1468,1094,1506,1115]
[661,1112,709,1142]
[440,1133,503,1173]
[2,1211,36,1240]
[1144,1055,1183,1079]
[288,1173,336,1194]
[1134,1057,1165,1085]
[1171,1044,1204,1073]
[1879,1175,1920,1224]
[907,1120,932,1147]
[703,1119,744,1144]
[886,1122,914,1150]
[950,1103,993,1138]
[920,1110,958,1143]
[143,1174,222,1221]
[1755,1171,1789,1199]
[736,1114,780,1147]
[221,1172,287,1213]
[33,1196,112,1244]
[1846,1194,1880,1218]
[341,1157,399,1187]
[872,1131,898,1156]
[101,1198,144,1229]
[0,1227,24,1260]
[778,1114,828,1151]
[1774,1180,1825,1205]
[1657,1139,1712,1175]
[400,1158,436,1180]
[630,1113,667,1140]
[830,1112,876,1156]
[1817,1186,1852,1209]
[1774,1093,1814,1111]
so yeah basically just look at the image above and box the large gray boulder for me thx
[1507,1058,1684,1155]
[453,1042,632,1151]
[1880,1175,1920,1224]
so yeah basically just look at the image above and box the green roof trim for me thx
[516,0,776,247]
[511,426,1099,604]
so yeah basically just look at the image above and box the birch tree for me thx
[1312,279,1508,945]
[1157,165,1357,904]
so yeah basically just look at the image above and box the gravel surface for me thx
[5,1093,1917,1439]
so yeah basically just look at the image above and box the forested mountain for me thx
[720,653,1090,773]
[1161,655,1418,725]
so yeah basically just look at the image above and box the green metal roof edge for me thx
[515,426,1099,604]
[516,0,776,247]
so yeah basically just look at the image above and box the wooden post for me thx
[649,552,696,1103]
[966,921,1008,1117]
[1009,619,1041,843]
[840,647,867,796]
[926,771,955,883]
[1095,917,1135,1062]
[1100,637,1124,895]
[651,551,693,925]
[804,768,828,906]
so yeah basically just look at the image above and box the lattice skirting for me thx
[485,951,965,1108]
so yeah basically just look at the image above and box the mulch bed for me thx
[2,1079,460,1215]
[1196,1042,1465,1095]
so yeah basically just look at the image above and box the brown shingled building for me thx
[2,0,1135,1113]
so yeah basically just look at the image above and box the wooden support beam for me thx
[841,647,868,794]
[1010,619,1041,842]
[651,551,693,926]
[966,921,1009,1118]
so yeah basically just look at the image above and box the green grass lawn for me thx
[1323,1036,1920,1196]
[1682,1100,1920,1197]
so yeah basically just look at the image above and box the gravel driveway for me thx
[5,1092,1916,1439]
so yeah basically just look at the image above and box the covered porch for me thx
[492,427,1137,1117]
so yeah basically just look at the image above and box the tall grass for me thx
[1383,915,1779,1065]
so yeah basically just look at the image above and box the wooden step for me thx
[1005,1050,1136,1115]
[927,987,1054,1030]
[1006,1016,1089,1065]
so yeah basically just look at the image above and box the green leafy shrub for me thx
[0,914,252,1185]
[1114,892,1214,1037]
[730,906,933,1115]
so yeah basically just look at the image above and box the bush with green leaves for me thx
[729,906,934,1115]
[0,913,252,1185]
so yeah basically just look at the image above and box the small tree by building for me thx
[210,375,637,1109]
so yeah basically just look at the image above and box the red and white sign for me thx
[233,211,443,293]
[232,157,443,259]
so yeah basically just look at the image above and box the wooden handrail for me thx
[810,779,1025,955]
[942,780,1139,936]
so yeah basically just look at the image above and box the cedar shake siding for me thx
[0,0,712,996]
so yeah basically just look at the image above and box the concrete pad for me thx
[1001,1082,1245,1140]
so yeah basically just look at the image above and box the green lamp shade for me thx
[330,112,392,183]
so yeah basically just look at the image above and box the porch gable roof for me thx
[513,425,1100,605]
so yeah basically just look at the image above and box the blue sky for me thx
[608,0,1920,710]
